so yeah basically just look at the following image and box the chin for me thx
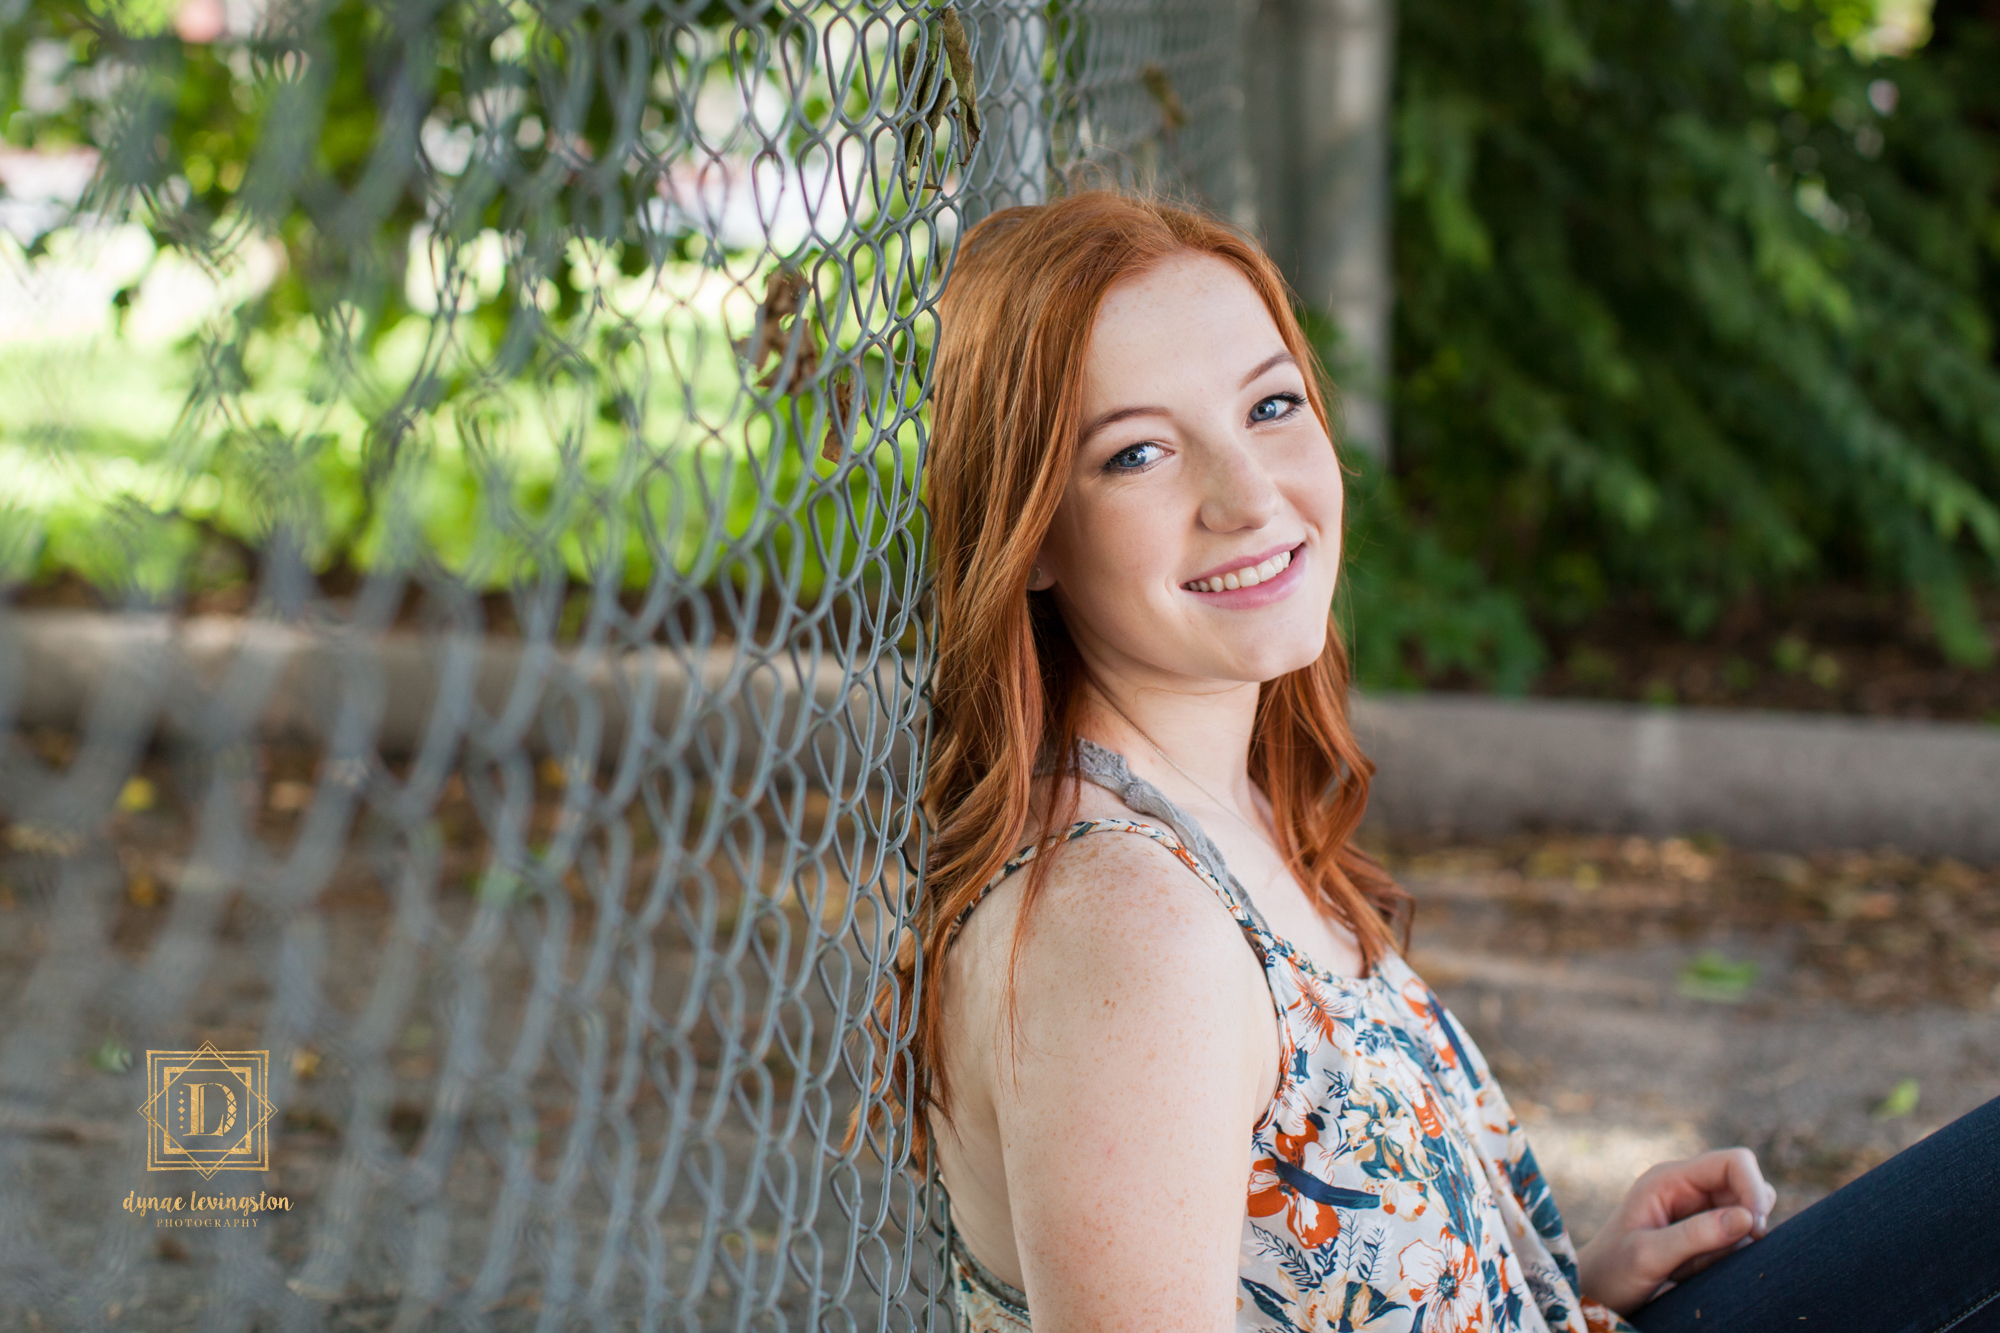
[1218,624,1330,684]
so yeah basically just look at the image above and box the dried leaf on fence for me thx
[1142,63,1187,134]
[823,368,856,463]
[739,267,808,369]
[740,268,823,395]
[898,20,951,191]
[941,7,981,154]
[758,322,822,395]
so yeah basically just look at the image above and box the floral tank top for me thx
[944,758,1635,1333]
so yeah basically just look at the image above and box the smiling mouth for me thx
[1181,545,1299,593]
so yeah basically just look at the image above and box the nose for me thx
[1195,434,1282,533]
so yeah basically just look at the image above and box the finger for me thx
[1718,1150,1776,1234]
[1639,1205,1755,1280]
[1669,1228,1756,1284]
[1658,1149,1770,1220]
[1754,1178,1778,1237]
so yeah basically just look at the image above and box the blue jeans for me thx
[1631,1096,2000,1333]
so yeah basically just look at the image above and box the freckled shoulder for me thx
[949,821,1268,1024]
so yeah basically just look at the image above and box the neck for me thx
[1080,673,1263,821]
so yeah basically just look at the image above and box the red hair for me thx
[867,190,1407,1165]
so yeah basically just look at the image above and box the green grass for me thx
[0,253,928,606]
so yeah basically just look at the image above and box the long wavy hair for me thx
[869,189,1408,1166]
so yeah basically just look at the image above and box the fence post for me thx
[1248,0,1395,466]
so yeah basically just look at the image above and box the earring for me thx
[1028,564,1045,590]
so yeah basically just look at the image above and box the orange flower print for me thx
[1278,1113,1363,1197]
[1402,976,1472,1073]
[1413,1084,1447,1140]
[1399,1237,1485,1333]
[1244,1155,1343,1247]
[1371,1174,1431,1221]
[1290,972,1353,1049]
[1247,1156,1288,1220]
[1273,1117,1321,1163]
[1292,1195,1342,1248]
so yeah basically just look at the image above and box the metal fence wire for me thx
[0,1,1243,1328]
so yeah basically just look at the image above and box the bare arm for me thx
[975,834,1276,1333]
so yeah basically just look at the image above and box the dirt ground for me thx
[1377,831,2000,1241]
[4,730,1997,1325]
[0,742,935,1331]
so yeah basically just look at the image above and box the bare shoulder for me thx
[949,810,1265,1038]
[1031,825,1238,958]
[938,797,1280,1326]
[934,786,1279,1309]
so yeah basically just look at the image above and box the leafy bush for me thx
[1338,455,1547,693]
[1391,0,2000,671]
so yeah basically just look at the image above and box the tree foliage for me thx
[1390,0,2000,670]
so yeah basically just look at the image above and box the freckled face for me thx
[1036,252,1345,689]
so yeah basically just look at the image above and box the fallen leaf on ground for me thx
[117,777,156,813]
[90,1036,132,1074]
[1678,950,1759,1002]
[1872,1077,1920,1120]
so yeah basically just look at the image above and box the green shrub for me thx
[1338,457,1546,693]
[1392,0,2000,669]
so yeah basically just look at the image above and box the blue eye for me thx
[1250,392,1304,424]
[1105,441,1164,472]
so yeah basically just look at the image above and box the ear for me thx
[1026,554,1056,591]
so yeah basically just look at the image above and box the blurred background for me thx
[1250,0,2000,717]
[10,0,2000,707]
[0,0,1995,1328]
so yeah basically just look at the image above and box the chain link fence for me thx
[0,2,1243,1328]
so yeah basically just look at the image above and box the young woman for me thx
[887,190,1999,1333]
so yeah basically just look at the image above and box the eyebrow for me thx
[1239,350,1298,388]
[1078,349,1301,443]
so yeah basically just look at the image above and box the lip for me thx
[1179,542,1307,609]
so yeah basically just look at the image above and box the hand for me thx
[1575,1147,1778,1315]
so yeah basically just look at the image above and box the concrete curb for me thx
[0,610,924,801]
[3,610,1994,859]
[1351,692,2000,862]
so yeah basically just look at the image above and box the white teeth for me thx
[1185,547,1294,593]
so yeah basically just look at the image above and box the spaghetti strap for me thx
[942,817,1259,955]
